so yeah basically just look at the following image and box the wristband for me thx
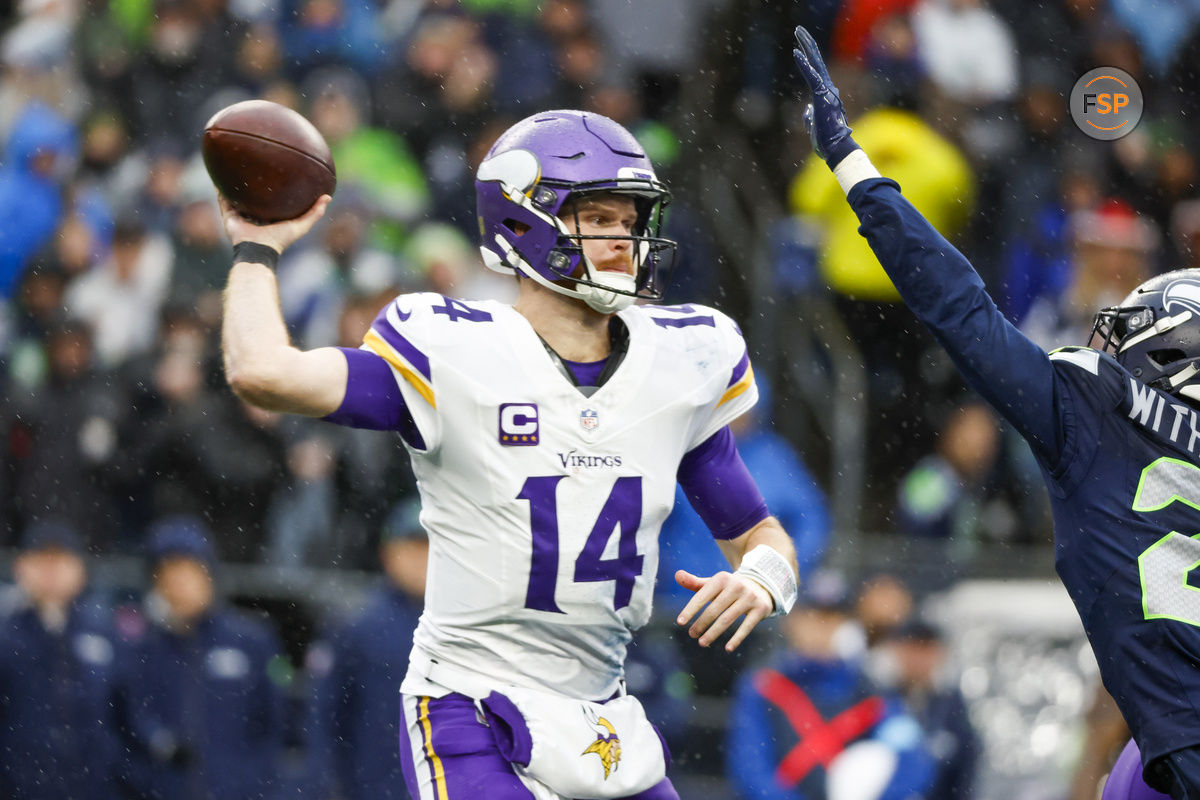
[232,241,280,270]
[735,544,798,617]
[833,149,882,196]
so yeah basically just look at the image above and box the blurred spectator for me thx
[75,109,145,215]
[122,0,237,143]
[121,364,288,562]
[373,13,498,159]
[911,0,1019,105]
[7,320,125,550]
[279,0,385,76]
[0,0,86,136]
[895,401,1001,546]
[790,101,975,521]
[623,623,694,757]
[791,104,975,303]
[1020,199,1158,351]
[167,161,230,324]
[118,516,287,800]
[231,23,286,92]
[65,212,174,368]
[0,521,123,800]
[869,621,980,800]
[832,0,920,61]
[137,140,189,233]
[266,294,418,569]
[1000,163,1103,325]
[991,58,1077,265]
[264,430,338,567]
[1172,198,1200,271]
[0,102,77,299]
[726,571,934,800]
[304,499,426,799]
[657,376,830,607]
[115,310,270,545]
[1109,0,1200,74]
[275,189,401,349]
[854,573,915,650]
[306,67,430,247]
[591,0,707,103]
[404,221,517,302]
[3,263,68,389]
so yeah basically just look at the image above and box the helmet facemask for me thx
[547,186,677,313]
[1090,273,1200,406]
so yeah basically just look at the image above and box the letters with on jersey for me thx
[362,293,757,701]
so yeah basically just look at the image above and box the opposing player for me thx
[218,110,798,800]
[790,26,1200,800]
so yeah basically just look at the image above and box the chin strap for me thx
[577,271,637,314]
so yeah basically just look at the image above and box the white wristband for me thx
[735,545,798,617]
[833,149,881,196]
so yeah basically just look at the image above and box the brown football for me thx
[201,100,337,223]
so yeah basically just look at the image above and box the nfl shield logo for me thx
[580,409,599,432]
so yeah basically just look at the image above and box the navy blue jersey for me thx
[847,177,1200,764]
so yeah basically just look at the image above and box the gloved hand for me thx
[792,26,860,168]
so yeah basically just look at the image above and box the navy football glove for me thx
[792,26,859,168]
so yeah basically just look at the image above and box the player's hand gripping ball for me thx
[202,100,336,223]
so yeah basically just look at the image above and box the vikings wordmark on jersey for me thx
[362,292,756,701]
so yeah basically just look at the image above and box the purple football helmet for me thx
[1091,268,1200,406]
[475,110,677,313]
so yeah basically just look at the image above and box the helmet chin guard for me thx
[475,110,678,313]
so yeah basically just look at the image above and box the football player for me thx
[791,26,1200,800]
[217,110,799,800]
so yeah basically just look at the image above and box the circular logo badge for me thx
[1070,67,1143,140]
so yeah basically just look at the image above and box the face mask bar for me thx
[1090,304,1157,353]
[549,192,679,301]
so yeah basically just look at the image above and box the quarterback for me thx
[792,26,1200,800]
[218,110,798,799]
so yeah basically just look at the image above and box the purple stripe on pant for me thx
[398,692,680,800]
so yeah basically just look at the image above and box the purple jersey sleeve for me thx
[321,347,425,448]
[677,426,770,540]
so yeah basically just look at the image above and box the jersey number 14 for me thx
[518,476,645,613]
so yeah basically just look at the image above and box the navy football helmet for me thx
[474,110,677,313]
[1091,268,1200,405]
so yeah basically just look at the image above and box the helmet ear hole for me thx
[1149,348,1186,366]
[504,219,531,237]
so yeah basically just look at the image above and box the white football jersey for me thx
[362,292,757,700]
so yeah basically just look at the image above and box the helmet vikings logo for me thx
[581,707,621,779]
[1164,279,1200,317]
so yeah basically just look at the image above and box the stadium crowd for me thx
[0,0,1198,797]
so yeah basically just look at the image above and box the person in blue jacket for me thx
[304,499,426,800]
[791,27,1200,800]
[0,520,123,800]
[726,571,934,800]
[0,103,77,299]
[117,515,286,800]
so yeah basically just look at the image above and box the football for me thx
[201,100,337,223]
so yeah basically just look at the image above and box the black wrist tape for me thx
[232,241,280,270]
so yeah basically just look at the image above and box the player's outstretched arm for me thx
[791,27,1063,459]
[676,516,797,652]
[219,194,348,417]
